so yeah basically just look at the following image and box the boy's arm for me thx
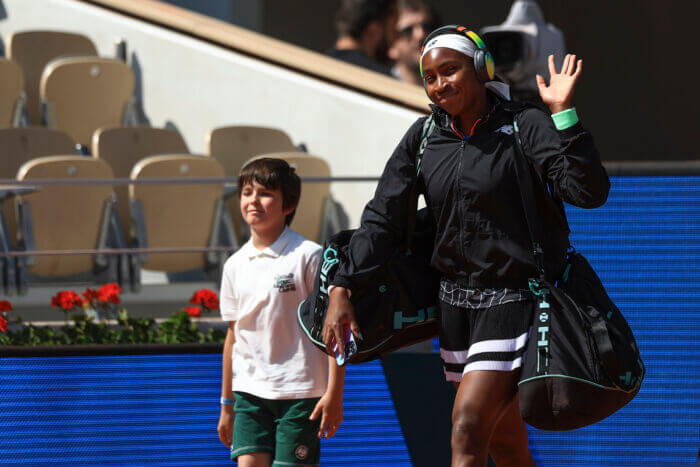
[309,355,346,439]
[327,354,346,402]
[217,321,236,448]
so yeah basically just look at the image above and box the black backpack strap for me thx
[417,115,435,175]
[405,115,435,250]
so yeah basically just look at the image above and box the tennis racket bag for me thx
[518,252,645,430]
[297,209,440,364]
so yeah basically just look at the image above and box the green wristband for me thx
[551,107,579,130]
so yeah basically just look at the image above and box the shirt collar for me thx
[245,226,292,260]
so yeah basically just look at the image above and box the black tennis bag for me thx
[518,252,645,430]
[511,113,644,430]
[297,209,440,364]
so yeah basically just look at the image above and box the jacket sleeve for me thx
[518,107,610,209]
[331,117,426,293]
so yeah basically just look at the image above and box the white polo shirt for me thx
[219,226,327,399]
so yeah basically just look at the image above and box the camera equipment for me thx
[481,0,565,101]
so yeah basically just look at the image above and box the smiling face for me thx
[421,47,485,117]
[239,181,295,234]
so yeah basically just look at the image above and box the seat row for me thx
[0,154,233,296]
[0,127,343,296]
[0,124,334,242]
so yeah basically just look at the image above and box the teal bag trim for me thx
[518,373,641,394]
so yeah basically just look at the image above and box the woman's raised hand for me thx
[536,54,582,114]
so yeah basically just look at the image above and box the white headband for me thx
[420,34,477,61]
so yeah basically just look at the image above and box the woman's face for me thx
[421,47,483,116]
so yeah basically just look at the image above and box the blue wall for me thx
[0,355,410,466]
[525,176,700,466]
[1,176,698,465]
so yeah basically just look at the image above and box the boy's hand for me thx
[217,406,235,448]
[309,392,343,439]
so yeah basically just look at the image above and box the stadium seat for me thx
[0,187,26,296]
[7,30,97,126]
[247,152,342,242]
[0,127,76,248]
[14,156,126,294]
[205,126,296,243]
[40,57,135,148]
[0,58,25,127]
[128,155,234,291]
[92,126,189,242]
[206,126,296,164]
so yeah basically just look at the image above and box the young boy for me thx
[217,158,345,467]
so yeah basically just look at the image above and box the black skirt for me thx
[439,299,534,382]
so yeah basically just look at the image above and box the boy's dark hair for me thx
[336,0,396,39]
[238,158,301,226]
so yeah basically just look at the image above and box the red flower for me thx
[0,300,13,312]
[0,315,6,332]
[51,291,83,311]
[189,289,219,310]
[82,288,100,306]
[185,306,201,317]
[97,283,121,305]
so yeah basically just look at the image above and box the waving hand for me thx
[536,54,582,114]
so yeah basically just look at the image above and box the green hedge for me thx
[0,309,225,346]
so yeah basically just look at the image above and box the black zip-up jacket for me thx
[333,96,610,292]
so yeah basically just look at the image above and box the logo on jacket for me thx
[274,273,295,293]
[496,124,514,135]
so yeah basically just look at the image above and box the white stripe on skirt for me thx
[463,357,524,375]
[440,349,469,364]
[466,331,529,359]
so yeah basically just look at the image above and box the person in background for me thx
[217,158,345,467]
[388,0,441,85]
[327,0,398,75]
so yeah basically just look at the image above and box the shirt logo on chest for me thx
[274,273,296,293]
[495,124,514,135]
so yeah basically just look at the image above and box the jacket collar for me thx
[430,91,531,137]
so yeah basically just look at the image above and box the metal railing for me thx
[1,167,698,296]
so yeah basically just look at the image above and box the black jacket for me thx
[333,97,610,291]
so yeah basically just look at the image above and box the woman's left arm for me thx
[522,54,610,209]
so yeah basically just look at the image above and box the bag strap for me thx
[417,115,435,174]
[590,316,628,385]
[405,115,435,250]
[511,112,547,281]
[514,115,637,387]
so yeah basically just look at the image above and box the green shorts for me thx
[232,391,321,466]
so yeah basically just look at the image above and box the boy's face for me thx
[239,181,294,232]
